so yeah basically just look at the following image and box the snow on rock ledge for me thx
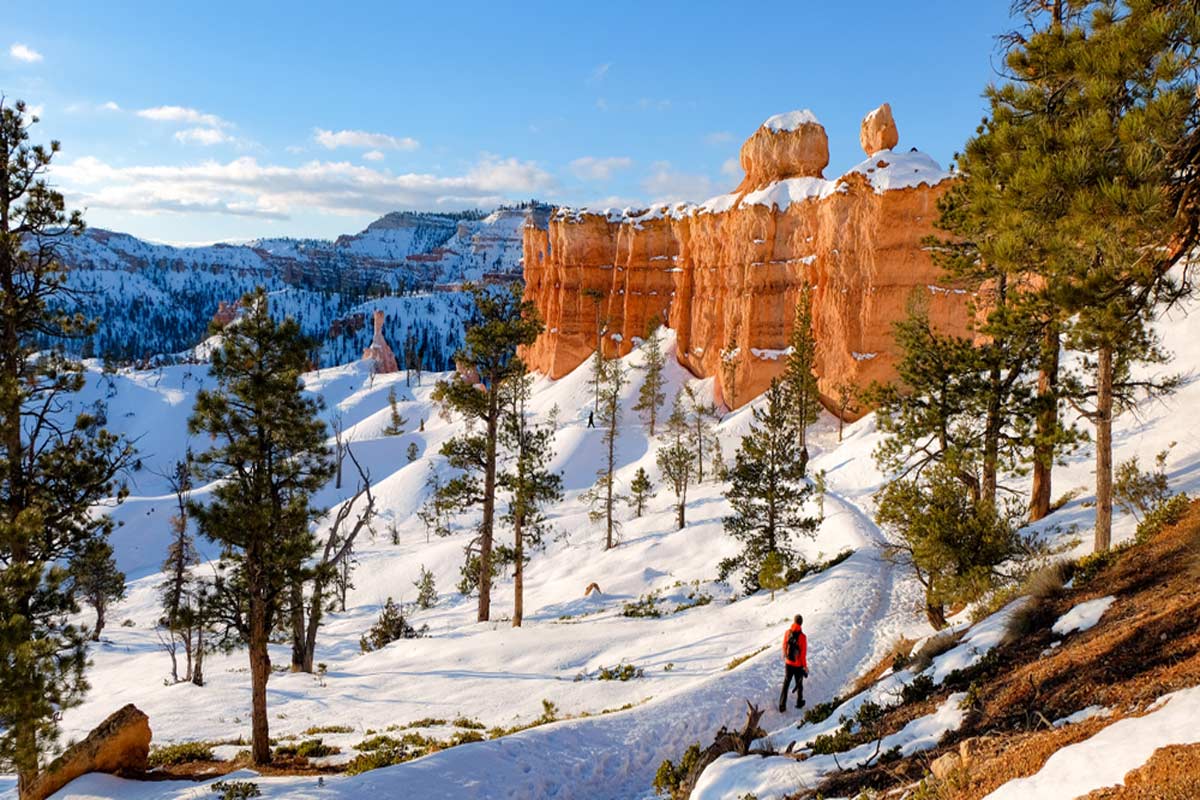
[1052,595,1116,636]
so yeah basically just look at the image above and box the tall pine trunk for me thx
[1094,345,1114,551]
[192,625,205,686]
[248,594,272,765]
[478,391,499,622]
[289,579,305,672]
[302,578,325,672]
[1030,326,1060,521]
[605,419,616,550]
[512,513,524,627]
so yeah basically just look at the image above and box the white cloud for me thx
[9,43,43,63]
[595,98,609,112]
[314,129,419,151]
[705,131,734,145]
[52,153,556,221]
[641,161,717,203]
[101,101,121,112]
[175,127,231,146]
[137,105,229,129]
[589,62,611,83]
[569,156,633,181]
[362,150,385,162]
[721,157,741,178]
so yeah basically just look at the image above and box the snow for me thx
[984,686,1200,800]
[692,693,966,800]
[1052,596,1115,636]
[1052,705,1111,728]
[761,109,821,132]
[930,598,1028,684]
[844,149,951,193]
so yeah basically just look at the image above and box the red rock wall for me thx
[522,107,973,417]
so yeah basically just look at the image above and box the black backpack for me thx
[786,628,801,663]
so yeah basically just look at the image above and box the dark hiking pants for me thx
[778,663,805,711]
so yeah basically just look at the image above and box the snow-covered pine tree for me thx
[633,322,667,435]
[628,467,653,518]
[656,394,694,530]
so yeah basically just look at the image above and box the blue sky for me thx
[1,1,1014,244]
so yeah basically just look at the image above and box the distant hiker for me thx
[587,410,595,428]
[779,614,808,712]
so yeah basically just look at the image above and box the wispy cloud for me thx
[137,105,229,129]
[101,101,121,112]
[569,156,632,181]
[642,161,717,203]
[174,127,232,146]
[721,157,741,178]
[362,150,386,162]
[705,131,734,145]
[589,62,611,83]
[9,43,43,63]
[53,153,556,220]
[314,129,419,151]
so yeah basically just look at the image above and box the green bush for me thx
[653,742,702,797]
[1074,542,1132,586]
[452,717,485,730]
[303,723,353,735]
[801,695,845,726]
[148,741,215,767]
[273,738,339,759]
[597,663,644,681]
[1136,493,1190,543]
[211,780,261,800]
[622,592,662,618]
[901,674,935,705]
[359,597,426,653]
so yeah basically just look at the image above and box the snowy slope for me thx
[38,204,545,364]
[1,283,1197,800]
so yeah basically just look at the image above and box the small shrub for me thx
[622,592,662,618]
[1114,448,1173,522]
[1074,542,1132,587]
[121,618,136,628]
[148,741,215,767]
[901,673,935,705]
[725,646,769,671]
[359,597,427,653]
[449,729,485,746]
[597,663,644,681]
[303,723,353,735]
[1135,492,1190,543]
[414,566,437,609]
[909,630,960,673]
[406,717,447,728]
[452,717,485,730]
[211,780,262,800]
[653,742,702,797]
[673,592,713,613]
[296,739,339,758]
[801,695,845,726]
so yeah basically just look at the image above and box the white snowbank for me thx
[844,149,950,193]
[1052,596,1115,636]
[692,693,966,800]
[1052,705,1112,728]
[762,109,821,132]
[985,686,1200,800]
[930,598,1028,684]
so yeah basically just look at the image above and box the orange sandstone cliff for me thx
[523,105,972,415]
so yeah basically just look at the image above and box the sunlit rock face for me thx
[522,106,971,416]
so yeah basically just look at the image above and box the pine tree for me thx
[684,386,719,483]
[633,322,667,435]
[0,99,135,795]
[414,566,437,610]
[188,287,334,765]
[498,373,562,626]
[70,539,126,642]
[831,381,858,442]
[584,358,626,549]
[719,381,818,593]
[784,285,820,468]
[431,283,542,620]
[656,394,694,530]
[758,551,786,602]
[628,467,653,518]
[383,386,408,436]
[158,458,201,683]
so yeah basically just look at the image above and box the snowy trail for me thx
[57,490,900,800]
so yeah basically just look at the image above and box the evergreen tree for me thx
[584,287,608,412]
[684,386,719,483]
[431,283,542,620]
[831,380,858,442]
[498,375,562,626]
[70,539,126,642]
[0,99,135,795]
[719,317,741,410]
[784,286,820,468]
[628,467,653,518]
[758,551,786,602]
[406,441,419,462]
[158,458,201,683]
[414,566,437,610]
[633,322,667,435]
[656,394,694,530]
[383,386,408,436]
[719,381,818,593]
[876,465,1027,629]
[188,288,334,765]
[584,358,626,549]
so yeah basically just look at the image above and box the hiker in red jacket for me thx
[779,614,808,712]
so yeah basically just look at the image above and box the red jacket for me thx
[783,623,807,668]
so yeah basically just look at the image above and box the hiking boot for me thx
[796,699,806,710]
[778,703,787,713]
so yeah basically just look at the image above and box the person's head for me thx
[793,614,803,627]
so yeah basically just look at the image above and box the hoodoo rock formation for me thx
[362,309,400,373]
[27,704,151,800]
[522,105,972,414]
